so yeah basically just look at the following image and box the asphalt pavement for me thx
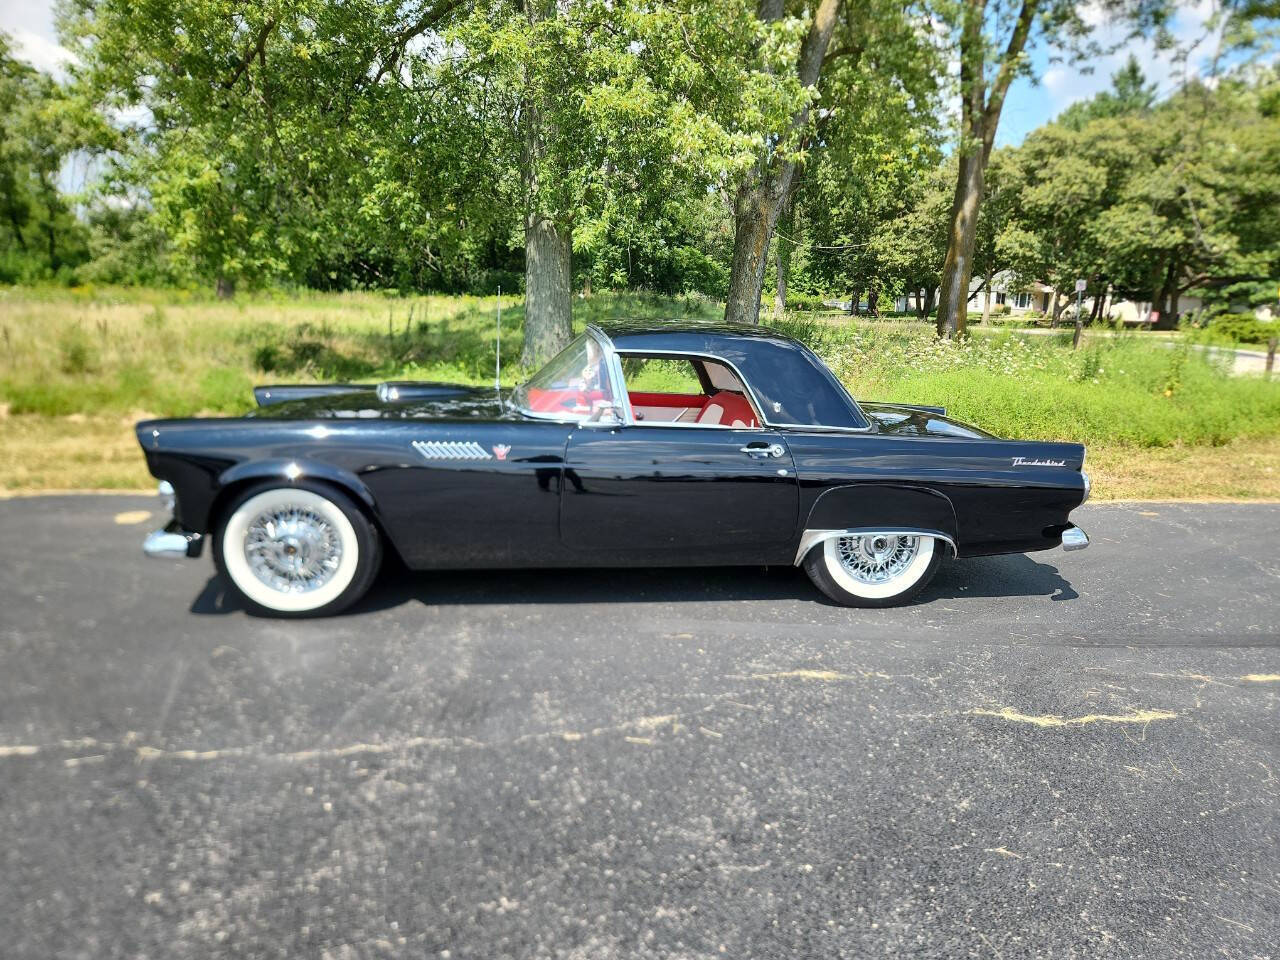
[1,496,1278,959]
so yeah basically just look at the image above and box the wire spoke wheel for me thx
[244,505,344,594]
[216,484,379,616]
[834,534,920,585]
[805,531,942,607]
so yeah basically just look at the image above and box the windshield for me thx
[511,332,620,423]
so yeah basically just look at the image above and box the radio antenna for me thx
[494,286,502,391]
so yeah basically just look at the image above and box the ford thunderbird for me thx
[138,320,1089,615]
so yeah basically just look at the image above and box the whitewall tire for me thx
[213,482,381,617]
[803,533,943,608]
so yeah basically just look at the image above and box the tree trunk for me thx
[935,0,1035,339]
[215,275,236,299]
[849,287,861,316]
[773,199,795,317]
[867,281,879,318]
[519,0,573,365]
[1051,290,1069,326]
[723,0,840,326]
[521,214,572,367]
[935,149,983,338]
[1151,260,1179,330]
[582,270,591,298]
[981,273,993,324]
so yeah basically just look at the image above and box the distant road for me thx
[1,496,1278,958]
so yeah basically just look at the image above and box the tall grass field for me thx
[1,286,1278,497]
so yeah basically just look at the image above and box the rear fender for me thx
[800,484,959,562]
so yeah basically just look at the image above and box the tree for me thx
[781,0,945,315]
[0,33,99,282]
[1057,54,1156,130]
[932,0,1183,338]
[723,0,842,325]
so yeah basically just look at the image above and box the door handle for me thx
[740,443,785,459]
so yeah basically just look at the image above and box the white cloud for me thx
[9,26,75,74]
[1042,1,1224,118]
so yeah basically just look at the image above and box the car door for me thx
[559,423,800,565]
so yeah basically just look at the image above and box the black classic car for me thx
[138,320,1089,616]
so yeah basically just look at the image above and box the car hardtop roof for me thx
[590,318,870,432]
[591,317,806,353]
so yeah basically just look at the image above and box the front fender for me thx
[213,458,378,521]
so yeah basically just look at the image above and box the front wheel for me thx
[213,481,382,617]
[803,533,943,608]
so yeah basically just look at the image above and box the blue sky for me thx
[0,0,1248,148]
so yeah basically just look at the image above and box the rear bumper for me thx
[143,522,203,559]
[1061,525,1089,551]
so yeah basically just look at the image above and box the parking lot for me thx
[1,496,1277,958]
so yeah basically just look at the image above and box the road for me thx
[1,496,1278,959]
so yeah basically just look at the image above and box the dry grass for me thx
[0,414,150,492]
[1085,436,1280,501]
[3,412,1278,500]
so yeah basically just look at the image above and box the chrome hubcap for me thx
[836,534,919,584]
[244,506,342,593]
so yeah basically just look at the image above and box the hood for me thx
[248,385,525,422]
[859,402,996,440]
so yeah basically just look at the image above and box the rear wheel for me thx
[213,482,381,617]
[803,533,942,608]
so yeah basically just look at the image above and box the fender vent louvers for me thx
[411,440,492,461]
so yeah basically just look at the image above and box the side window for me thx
[619,354,762,429]
[620,356,703,394]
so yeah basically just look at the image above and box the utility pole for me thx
[1073,279,1086,350]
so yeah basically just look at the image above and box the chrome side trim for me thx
[793,527,958,566]
[1061,526,1089,551]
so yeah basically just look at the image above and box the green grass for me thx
[0,286,719,417]
[1,286,1278,449]
[772,315,1280,448]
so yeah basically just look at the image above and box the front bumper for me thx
[143,521,203,559]
[1061,525,1089,551]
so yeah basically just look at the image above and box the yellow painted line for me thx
[1241,674,1280,683]
[968,706,1177,728]
[113,510,152,525]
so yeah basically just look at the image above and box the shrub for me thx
[1206,312,1276,345]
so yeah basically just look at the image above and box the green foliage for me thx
[0,287,722,415]
[1204,312,1279,344]
[809,318,1280,447]
[0,34,96,283]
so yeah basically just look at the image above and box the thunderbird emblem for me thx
[492,444,511,461]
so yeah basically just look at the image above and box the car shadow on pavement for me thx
[923,552,1079,603]
[188,552,1078,616]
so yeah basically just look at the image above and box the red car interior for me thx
[695,391,759,427]
[525,387,607,414]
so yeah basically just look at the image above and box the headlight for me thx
[157,480,176,513]
[1080,470,1091,503]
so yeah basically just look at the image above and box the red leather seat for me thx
[696,391,758,428]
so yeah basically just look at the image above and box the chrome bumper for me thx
[1061,526,1089,551]
[143,525,202,559]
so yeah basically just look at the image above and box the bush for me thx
[775,291,832,313]
[1206,312,1276,345]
